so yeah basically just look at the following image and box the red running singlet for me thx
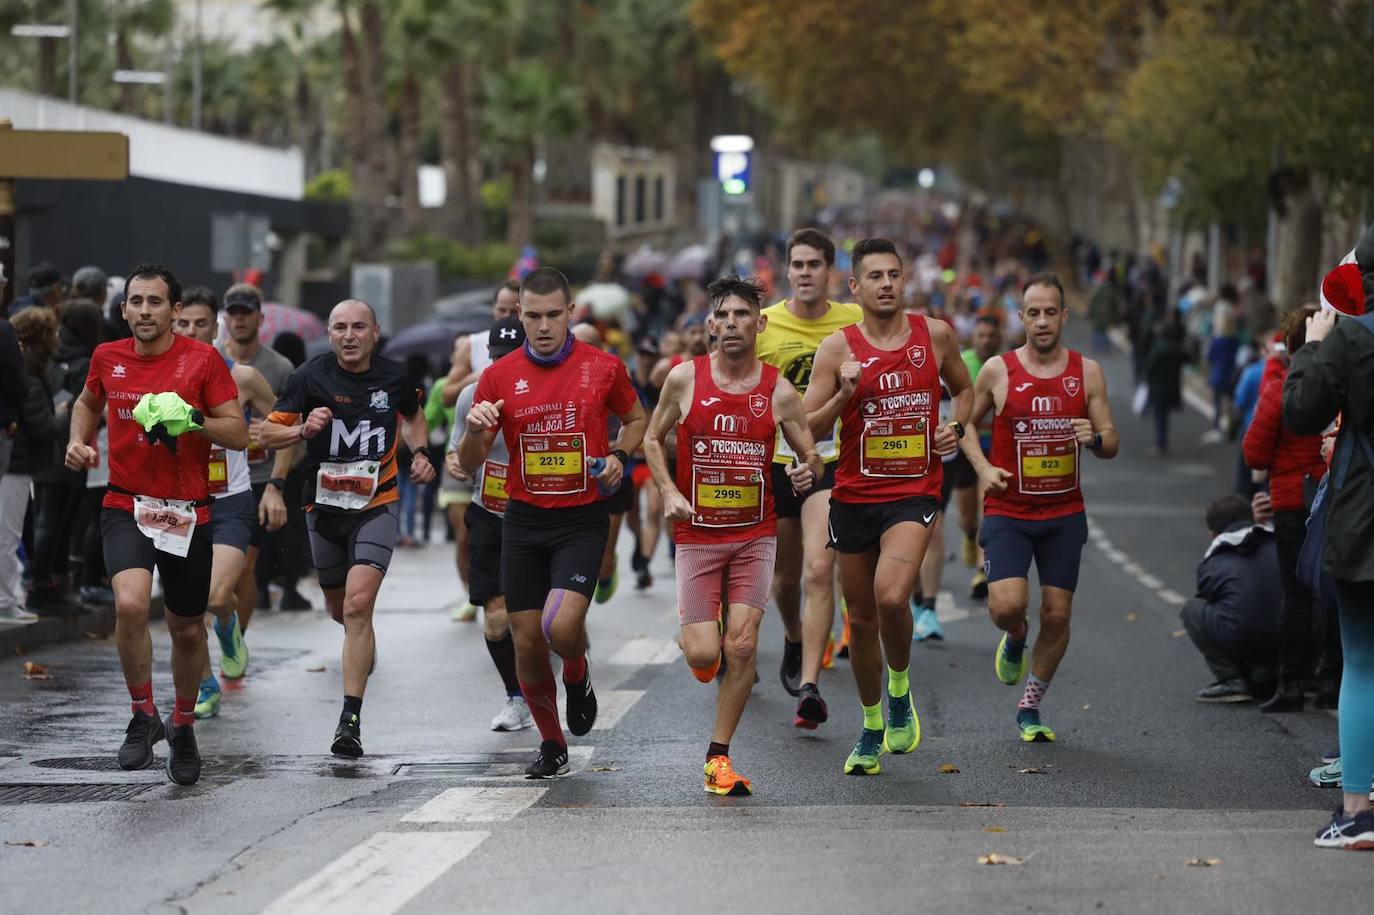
[674,356,778,544]
[983,349,1088,521]
[832,314,942,504]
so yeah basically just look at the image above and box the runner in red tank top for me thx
[959,273,1119,743]
[645,275,822,796]
[804,239,974,776]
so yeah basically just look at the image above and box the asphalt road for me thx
[0,329,1364,915]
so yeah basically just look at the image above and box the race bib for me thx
[132,496,197,558]
[519,434,586,495]
[207,448,228,494]
[859,416,929,478]
[316,459,380,510]
[481,460,510,515]
[246,445,269,465]
[1016,437,1079,495]
[692,466,764,528]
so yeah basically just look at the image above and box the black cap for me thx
[488,316,526,356]
[27,261,62,291]
[636,335,660,356]
[223,289,262,312]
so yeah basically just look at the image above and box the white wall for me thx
[1,88,304,200]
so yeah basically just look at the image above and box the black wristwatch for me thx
[1090,433,1104,452]
[609,448,630,468]
[267,477,288,491]
[946,420,965,440]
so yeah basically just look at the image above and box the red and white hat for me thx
[1319,259,1365,316]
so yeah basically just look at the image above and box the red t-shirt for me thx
[473,340,638,509]
[673,356,778,544]
[983,349,1087,521]
[833,314,943,504]
[86,334,239,523]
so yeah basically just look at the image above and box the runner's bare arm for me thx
[257,442,295,531]
[802,332,853,441]
[440,335,473,407]
[231,364,277,418]
[64,386,105,470]
[397,406,436,484]
[1076,357,1119,459]
[258,406,330,448]
[649,355,675,389]
[644,362,692,521]
[199,398,250,451]
[959,356,1010,491]
[775,379,823,491]
[931,319,973,455]
[457,399,501,475]
[597,398,648,491]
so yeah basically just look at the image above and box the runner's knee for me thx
[165,614,205,649]
[483,603,509,638]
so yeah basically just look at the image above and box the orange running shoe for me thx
[704,755,754,796]
[836,604,851,659]
[821,633,836,670]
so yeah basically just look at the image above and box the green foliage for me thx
[305,169,353,201]
[389,235,518,280]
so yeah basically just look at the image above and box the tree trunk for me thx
[116,31,135,113]
[38,37,57,97]
[359,0,391,256]
[437,61,483,245]
[1271,167,1323,314]
[340,1,390,259]
[507,151,536,248]
[397,66,422,237]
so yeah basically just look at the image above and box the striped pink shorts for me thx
[675,536,777,626]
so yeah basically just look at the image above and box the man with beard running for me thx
[65,263,248,784]
[258,299,436,757]
[458,268,647,778]
[645,275,823,795]
[755,228,862,730]
[959,273,1119,742]
[804,238,973,775]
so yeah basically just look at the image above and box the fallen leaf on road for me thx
[1014,766,1049,775]
[1186,858,1221,868]
[6,839,48,847]
[1170,629,1187,638]
[960,802,1007,808]
[588,765,620,772]
[306,666,326,673]
[1081,704,1091,710]
[947,661,960,668]
[82,631,108,640]
[978,853,1024,866]
[21,661,51,680]
[938,763,960,774]
[1124,612,1138,622]
[984,827,1006,833]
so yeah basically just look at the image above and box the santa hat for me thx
[1320,261,1365,316]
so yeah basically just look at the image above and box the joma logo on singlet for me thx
[1030,395,1064,414]
[878,370,912,391]
[712,414,749,434]
[330,419,386,457]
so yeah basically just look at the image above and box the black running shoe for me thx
[117,711,166,770]
[525,739,570,779]
[165,718,202,785]
[565,667,598,736]
[794,682,829,729]
[779,638,802,696]
[331,715,364,758]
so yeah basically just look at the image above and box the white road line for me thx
[608,638,677,666]
[1157,589,1187,606]
[1102,547,1128,564]
[1121,561,1146,576]
[1135,573,1164,590]
[557,689,644,730]
[260,831,489,915]
[401,786,546,824]
[935,591,971,624]
[0,756,18,769]
[649,640,682,664]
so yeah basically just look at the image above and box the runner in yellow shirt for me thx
[755,228,863,729]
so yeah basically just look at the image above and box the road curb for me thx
[1,596,166,656]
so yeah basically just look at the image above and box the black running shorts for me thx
[979,511,1088,592]
[210,489,256,553]
[771,461,837,520]
[502,500,609,611]
[463,501,504,606]
[101,507,212,617]
[826,495,941,554]
[305,503,400,590]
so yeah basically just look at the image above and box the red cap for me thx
[1320,263,1365,316]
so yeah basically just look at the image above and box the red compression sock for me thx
[562,653,587,684]
[171,695,196,728]
[129,681,156,717]
[519,678,566,746]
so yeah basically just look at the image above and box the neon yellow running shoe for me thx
[883,691,921,754]
[1017,708,1056,742]
[995,632,1028,686]
[194,676,221,719]
[843,728,885,775]
[215,613,249,680]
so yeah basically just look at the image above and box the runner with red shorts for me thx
[959,273,1119,742]
[644,275,822,796]
[64,263,248,785]
[804,238,974,775]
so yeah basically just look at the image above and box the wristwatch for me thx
[1090,433,1104,451]
[609,448,630,468]
[946,420,965,440]
[267,477,287,491]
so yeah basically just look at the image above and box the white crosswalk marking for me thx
[401,787,546,823]
[259,831,488,915]
[608,637,679,666]
[557,689,645,730]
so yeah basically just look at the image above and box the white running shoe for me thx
[450,601,478,622]
[491,696,533,732]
